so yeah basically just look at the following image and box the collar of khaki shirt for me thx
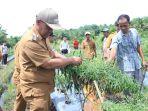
[32,26,43,41]
[31,26,52,51]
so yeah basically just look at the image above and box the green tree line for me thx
[0,25,20,48]
[0,16,147,48]
[53,16,148,40]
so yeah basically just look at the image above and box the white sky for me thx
[0,0,148,36]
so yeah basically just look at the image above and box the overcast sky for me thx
[0,0,148,36]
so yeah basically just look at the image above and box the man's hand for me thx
[71,57,82,66]
[49,51,56,58]
[142,61,148,68]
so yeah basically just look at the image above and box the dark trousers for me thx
[2,54,8,65]
[0,106,3,111]
[61,49,68,54]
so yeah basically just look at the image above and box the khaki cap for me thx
[102,28,109,32]
[36,8,62,29]
[85,31,91,35]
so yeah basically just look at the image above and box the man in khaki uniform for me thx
[81,32,96,59]
[15,8,82,111]
[13,42,26,111]
[102,28,110,60]
[81,32,97,110]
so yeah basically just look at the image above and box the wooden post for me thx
[93,80,104,103]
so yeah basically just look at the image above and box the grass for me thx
[102,99,148,111]
[139,30,148,61]
[0,61,15,111]
[102,87,148,111]
[0,61,14,84]
[2,84,16,111]
[8,47,14,57]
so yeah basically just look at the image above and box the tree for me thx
[7,36,21,48]
[0,25,7,44]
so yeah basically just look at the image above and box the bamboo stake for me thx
[93,80,104,103]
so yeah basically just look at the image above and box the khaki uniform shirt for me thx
[12,42,21,86]
[105,32,117,48]
[19,26,55,87]
[82,39,96,59]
